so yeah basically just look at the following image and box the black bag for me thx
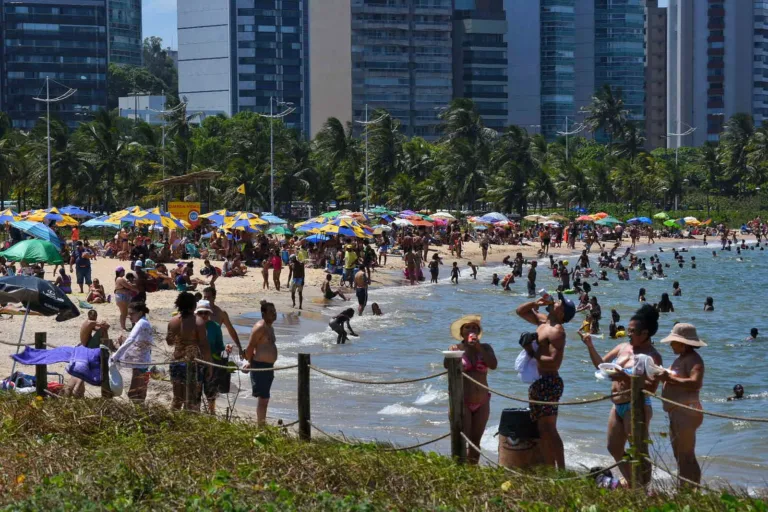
[518,332,538,348]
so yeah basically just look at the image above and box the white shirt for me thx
[112,317,155,368]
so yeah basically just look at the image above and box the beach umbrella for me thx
[0,240,63,264]
[319,220,370,239]
[592,212,609,219]
[304,234,330,243]
[432,218,448,227]
[663,220,679,228]
[399,210,418,217]
[0,275,79,321]
[523,214,548,222]
[368,206,395,215]
[135,207,187,230]
[223,213,265,232]
[478,212,509,223]
[27,208,79,227]
[9,221,62,250]
[653,212,669,220]
[59,205,94,218]
[684,216,700,225]
[267,226,293,236]
[82,215,121,229]
[393,218,414,227]
[106,207,148,225]
[320,210,345,219]
[626,217,652,225]
[372,226,393,235]
[543,220,561,227]
[595,216,622,227]
[701,218,713,226]
[199,209,234,226]
[431,211,456,220]
[576,215,594,222]
[410,219,434,227]
[571,206,588,214]
[261,213,288,225]
[0,209,20,223]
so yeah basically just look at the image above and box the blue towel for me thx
[11,346,102,385]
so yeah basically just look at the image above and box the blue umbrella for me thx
[478,212,509,223]
[305,234,330,243]
[626,217,652,225]
[59,205,95,218]
[571,206,588,213]
[82,215,120,229]
[260,214,288,225]
[10,220,63,250]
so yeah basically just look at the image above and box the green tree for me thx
[582,84,627,145]
[143,36,179,100]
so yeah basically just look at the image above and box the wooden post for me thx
[34,333,47,397]
[100,345,113,398]
[630,375,647,489]
[298,353,311,441]
[446,356,466,464]
[185,361,196,410]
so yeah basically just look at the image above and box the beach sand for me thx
[0,234,726,411]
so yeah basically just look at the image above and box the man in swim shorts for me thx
[354,268,368,315]
[244,300,278,425]
[516,291,576,470]
[289,256,305,309]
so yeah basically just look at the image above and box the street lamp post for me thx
[354,104,389,212]
[256,97,295,214]
[146,92,187,209]
[557,114,587,161]
[32,77,77,208]
[665,122,696,212]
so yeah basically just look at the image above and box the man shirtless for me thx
[354,268,368,315]
[404,248,418,285]
[166,292,211,411]
[202,286,243,354]
[244,300,278,425]
[516,292,576,470]
[64,311,111,397]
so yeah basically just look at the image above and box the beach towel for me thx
[11,346,74,365]
[514,342,540,384]
[11,346,102,385]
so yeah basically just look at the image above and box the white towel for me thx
[514,342,540,384]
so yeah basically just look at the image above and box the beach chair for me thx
[185,243,201,258]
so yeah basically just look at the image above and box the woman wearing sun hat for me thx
[448,315,497,464]
[658,323,706,486]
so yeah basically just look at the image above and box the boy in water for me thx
[468,262,478,279]
[727,384,745,400]
[491,273,500,286]
[450,262,460,284]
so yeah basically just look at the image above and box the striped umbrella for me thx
[135,207,187,230]
[199,209,234,226]
[319,218,371,238]
[0,209,20,223]
[223,212,267,232]
[27,208,79,227]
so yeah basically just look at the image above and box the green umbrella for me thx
[653,212,669,220]
[267,226,293,236]
[663,220,679,228]
[0,240,63,264]
[320,210,344,219]
[368,206,396,215]
[595,216,622,226]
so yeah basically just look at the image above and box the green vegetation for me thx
[1,83,768,222]
[0,395,764,511]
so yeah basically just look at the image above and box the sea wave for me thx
[378,403,434,416]
[413,384,448,405]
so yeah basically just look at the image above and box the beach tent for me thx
[9,220,63,250]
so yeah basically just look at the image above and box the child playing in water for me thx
[468,262,478,279]
[428,254,440,284]
[450,262,460,284]
[704,296,714,311]
[491,273,500,286]
[371,303,383,316]
[329,308,358,344]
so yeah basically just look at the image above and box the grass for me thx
[0,395,765,511]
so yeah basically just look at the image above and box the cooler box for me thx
[498,408,544,469]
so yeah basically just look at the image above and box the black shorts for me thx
[249,361,275,399]
[356,287,368,306]
[170,362,204,383]
[202,366,231,399]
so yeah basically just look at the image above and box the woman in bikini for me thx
[114,266,139,331]
[657,323,706,486]
[447,315,497,464]
[580,305,662,486]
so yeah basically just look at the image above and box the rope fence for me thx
[643,391,768,423]
[1,339,59,348]
[195,358,298,373]
[309,421,450,452]
[643,457,715,492]
[309,364,447,385]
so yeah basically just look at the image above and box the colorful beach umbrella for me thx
[320,210,345,219]
[368,206,396,215]
[627,217,652,225]
[27,208,79,227]
[81,215,120,229]
[392,218,413,227]
[592,212,609,220]
[223,212,267,232]
[0,209,20,223]
[107,207,147,225]
[576,215,594,222]
[523,214,548,222]
[261,213,288,225]
[663,220,679,228]
[135,207,187,230]
[653,212,669,220]
[59,205,94,218]
[0,240,63,264]
[9,221,63,250]
[199,209,234,226]
[266,226,293,236]
[319,218,371,238]
[478,212,509,224]
[304,234,330,243]
[684,216,700,226]
[431,211,456,221]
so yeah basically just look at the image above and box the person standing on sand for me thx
[288,256,305,309]
[527,260,537,298]
[343,244,358,288]
[112,302,154,403]
[580,305,662,486]
[516,291,576,470]
[261,259,270,290]
[244,300,278,425]
[656,323,706,487]
[167,292,212,411]
[447,315,497,464]
[270,250,282,291]
[354,268,369,315]
[480,234,489,263]
[405,248,417,285]
[202,286,243,354]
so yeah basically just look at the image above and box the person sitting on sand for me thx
[727,384,745,401]
[703,297,714,311]
[657,323,707,486]
[54,268,72,295]
[87,278,108,304]
[329,308,358,344]
[321,273,349,301]
[746,328,759,342]
[64,310,111,398]
[200,259,219,285]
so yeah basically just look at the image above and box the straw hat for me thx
[660,323,707,347]
[450,314,483,341]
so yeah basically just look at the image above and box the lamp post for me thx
[354,104,389,212]
[256,97,295,214]
[557,114,587,161]
[32,77,77,208]
[146,93,187,208]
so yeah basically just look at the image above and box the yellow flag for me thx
[237,184,246,195]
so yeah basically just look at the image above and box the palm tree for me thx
[718,113,755,194]
[555,161,593,210]
[401,138,434,181]
[276,135,312,212]
[386,173,416,209]
[582,84,628,145]
[314,117,363,209]
[613,122,646,161]
[368,111,403,204]
[81,109,133,211]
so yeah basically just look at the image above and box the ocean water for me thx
[231,242,768,488]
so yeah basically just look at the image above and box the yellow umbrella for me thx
[26,208,79,227]
[223,212,266,232]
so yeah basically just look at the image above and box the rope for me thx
[43,389,61,399]
[280,420,299,428]
[643,392,768,423]
[643,456,715,492]
[309,365,447,385]
[309,422,449,451]
[0,339,59,348]
[460,432,626,482]
[462,374,629,406]
[194,359,298,372]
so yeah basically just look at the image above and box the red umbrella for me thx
[576,215,594,222]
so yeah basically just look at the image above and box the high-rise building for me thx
[177,0,310,133]
[644,0,666,150]
[107,0,142,66]
[310,0,453,139]
[667,0,760,147]
[507,0,651,140]
[453,0,508,131]
[0,0,109,130]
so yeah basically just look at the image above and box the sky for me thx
[142,0,670,52]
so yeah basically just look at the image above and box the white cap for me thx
[134,260,143,268]
[195,300,213,315]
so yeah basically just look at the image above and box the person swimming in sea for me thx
[371,303,383,316]
[727,384,745,401]
[329,308,358,344]
[672,281,682,297]
[703,297,714,311]
[746,327,759,342]
[491,273,500,286]
[657,293,674,313]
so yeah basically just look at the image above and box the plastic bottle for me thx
[539,289,553,304]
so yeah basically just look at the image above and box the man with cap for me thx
[657,323,707,486]
[516,291,576,470]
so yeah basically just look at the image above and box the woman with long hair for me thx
[112,302,154,403]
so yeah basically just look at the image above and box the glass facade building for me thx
[235,0,309,131]
[0,0,109,130]
[540,0,575,139]
[594,0,645,121]
[107,0,141,66]
[350,0,453,139]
